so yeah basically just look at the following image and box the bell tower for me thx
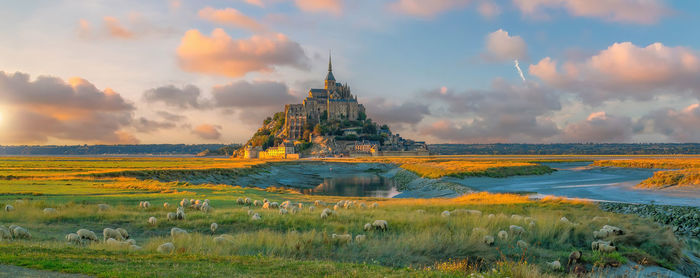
[324,53,336,91]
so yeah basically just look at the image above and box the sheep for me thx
[0,227,12,240]
[372,220,388,232]
[528,221,536,229]
[210,223,218,234]
[236,198,244,205]
[269,202,279,209]
[560,217,570,223]
[290,207,300,214]
[148,216,158,225]
[193,203,202,210]
[171,227,188,239]
[509,225,525,235]
[200,204,211,213]
[176,207,186,220]
[592,240,617,252]
[483,235,495,246]
[167,212,177,221]
[189,199,196,206]
[244,198,252,205]
[487,214,495,219]
[106,238,121,246]
[359,203,367,209]
[546,260,561,270]
[157,242,175,254]
[103,228,123,241]
[214,235,234,244]
[370,202,379,209]
[129,245,142,251]
[333,205,340,211]
[8,225,17,238]
[452,209,482,216]
[602,225,624,235]
[180,198,189,207]
[263,199,268,203]
[97,204,110,211]
[355,234,366,243]
[332,233,352,244]
[441,210,450,217]
[594,225,624,239]
[414,209,426,214]
[598,243,617,253]
[568,250,582,266]
[43,208,57,214]
[314,200,325,207]
[247,209,255,216]
[125,239,136,245]
[279,208,288,215]
[12,226,30,239]
[320,211,329,219]
[163,202,170,208]
[66,233,81,244]
[253,200,262,207]
[251,213,261,221]
[4,205,14,212]
[516,240,528,249]
[77,229,98,242]
[140,201,151,209]
[116,228,129,239]
[262,202,270,209]
[511,214,523,221]
[308,205,315,212]
[497,230,508,241]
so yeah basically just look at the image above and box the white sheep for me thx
[8,225,17,238]
[125,239,136,245]
[214,235,234,244]
[181,198,189,207]
[370,203,378,209]
[372,220,388,232]
[171,227,188,239]
[4,205,14,212]
[65,233,81,244]
[279,208,288,215]
[176,207,186,220]
[43,208,57,214]
[262,202,270,209]
[200,204,211,213]
[262,199,268,204]
[247,209,255,216]
[251,213,261,221]
[290,207,300,214]
[363,223,372,231]
[210,223,218,234]
[106,238,121,246]
[140,201,150,209]
[157,242,175,254]
[332,233,352,244]
[355,234,366,243]
[441,210,450,217]
[97,204,110,211]
[12,226,30,239]
[163,202,170,208]
[560,217,570,223]
[546,260,561,270]
[414,209,426,214]
[509,225,525,235]
[167,212,177,221]
[270,202,279,209]
[333,204,340,211]
[511,214,523,221]
[253,200,262,207]
[314,200,325,207]
[483,235,495,245]
[116,228,129,239]
[77,229,98,242]
[236,198,244,205]
[0,227,12,241]
[320,211,329,219]
[244,198,251,205]
[516,240,528,249]
[497,230,508,241]
[602,225,624,235]
[103,228,123,241]
[148,216,158,225]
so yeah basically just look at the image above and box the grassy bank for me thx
[593,159,700,189]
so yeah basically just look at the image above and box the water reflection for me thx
[299,174,401,197]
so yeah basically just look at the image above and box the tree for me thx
[358,111,367,121]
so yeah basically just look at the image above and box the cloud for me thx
[530,42,700,104]
[143,84,206,109]
[640,104,700,142]
[245,0,265,7]
[559,111,634,142]
[388,0,470,18]
[478,2,501,18]
[295,0,342,15]
[132,117,176,133]
[103,16,134,39]
[513,0,671,24]
[176,28,310,77]
[198,6,267,33]
[191,124,222,140]
[421,79,561,143]
[363,98,430,126]
[483,29,528,62]
[156,111,186,122]
[0,71,137,144]
[78,15,173,40]
[212,80,295,108]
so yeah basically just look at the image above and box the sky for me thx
[1,0,700,145]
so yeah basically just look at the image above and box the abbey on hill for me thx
[241,56,428,159]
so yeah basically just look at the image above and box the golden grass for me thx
[593,158,700,188]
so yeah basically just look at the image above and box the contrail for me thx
[514,59,526,82]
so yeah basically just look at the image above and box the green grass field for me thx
[0,156,690,277]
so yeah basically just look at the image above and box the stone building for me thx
[284,56,365,140]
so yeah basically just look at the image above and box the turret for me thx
[324,54,336,90]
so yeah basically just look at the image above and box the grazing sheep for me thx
[141,201,151,209]
[244,198,251,205]
[157,242,175,254]
[598,243,617,253]
[332,233,352,244]
[269,202,279,209]
[163,202,170,208]
[253,200,262,207]
[363,223,372,231]
[210,223,218,234]
[247,209,255,216]
[291,207,300,214]
[415,209,426,214]
[194,199,202,205]
[511,214,523,221]
[97,204,110,211]
[106,238,121,246]
[13,226,30,239]
[103,228,123,241]
[214,235,234,244]
[546,260,561,270]
[359,203,367,209]
[4,205,14,212]
[516,240,528,249]
[594,225,624,239]
[0,227,12,240]
[560,217,570,223]
[441,210,450,217]
[333,205,340,211]
[279,208,288,215]
[116,228,129,239]
[372,220,388,232]
[308,206,315,212]
[77,229,98,242]
[568,250,582,266]
[176,207,186,220]
[592,240,617,252]
[200,204,211,213]
[370,203,378,209]
[125,239,136,245]
[148,216,157,225]
[262,202,270,209]
[453,209,482,216]
[65,233,81,244]
[167,212,177,221]
[171,227,188,238]
[355,234,366,243]
[483,235,495,246]
[263,199,268,203]
[237,198,244,205]
[602,225,624,235]
[43,208,57,214]
[8,225,17,237]
[251,213,261,221]
[320,211,329,219]
[180,198,189,207]
[497,230,508,241]
[509,225,525,235]
[189,199,196,206]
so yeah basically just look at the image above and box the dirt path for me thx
[0,264,92,278]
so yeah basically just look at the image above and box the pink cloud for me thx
[192,124,222,140]
[560,111,634,142]
[388,0,470,18]
[478,2,501,18]
[198,6,267,33]
[513,0,671,24]
[176,28,310,77]
[484,29,528,61]
[103,16,134,39]
[295,0,342,16]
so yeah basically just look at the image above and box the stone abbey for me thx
[284,56,365,139]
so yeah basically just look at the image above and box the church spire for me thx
[325,51,336,84]
[328,51,333,72]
